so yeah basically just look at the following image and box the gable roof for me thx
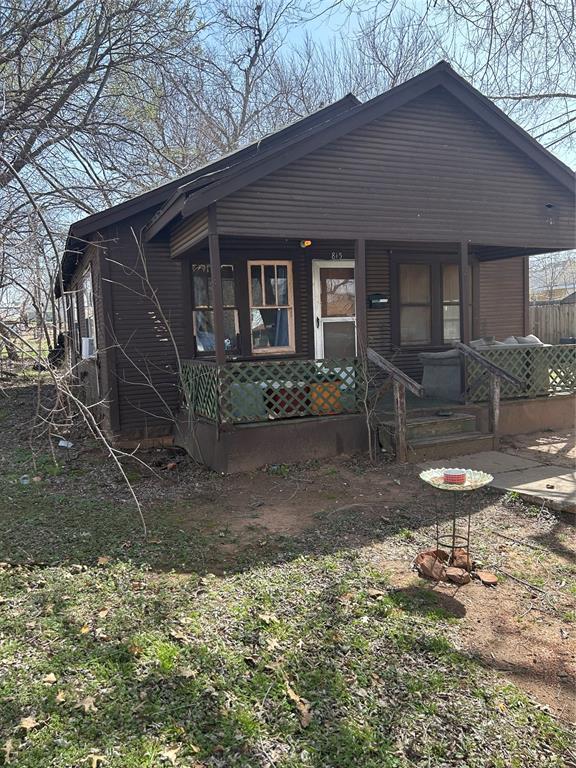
[56,93,360,296]
[59,61,575,295]
[145,60,574,240]
[67,93,361,240]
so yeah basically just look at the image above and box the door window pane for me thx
[400,264,430,303]
[320,268,355,317]
[400,307,431,345]
[323,321,356,357]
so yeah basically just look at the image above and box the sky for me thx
[285,2,576,170]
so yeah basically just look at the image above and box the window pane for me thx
[193,274,209,307]
[400,264,430,304]
[264,265,276,305]
[221,266,236,307]
[323,321,356,357]
[276,264,288,305]
[251,265,262,306]
[194,309,214,351]
[194,309,238,351]
[443,304,461,342]
[443,264,460,302]
[400,306,431,344]
[320,268,355,317]
[251,308,290,349]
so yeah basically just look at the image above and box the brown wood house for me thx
[58,62,576,471]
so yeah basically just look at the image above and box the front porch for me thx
[172,225,575,471]
[175,343,576,472]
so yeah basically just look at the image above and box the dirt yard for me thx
[0,383,575,766]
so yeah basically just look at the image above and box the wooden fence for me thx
[530,303,576,344]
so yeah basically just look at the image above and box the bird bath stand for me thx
[419,468,493,567]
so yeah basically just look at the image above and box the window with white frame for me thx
[192,264,239,353]
[80,266,96,358]
[248,261,295,353]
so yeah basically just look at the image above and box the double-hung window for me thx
[80,266,96,358]
[399,264,432,345]
[192,264,239,353]
[248,261,295,353]
[397,261,461,346]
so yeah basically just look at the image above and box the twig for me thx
[495,567,547,593]
[489,530,549,552]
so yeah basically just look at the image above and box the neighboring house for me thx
[57,62,575,470]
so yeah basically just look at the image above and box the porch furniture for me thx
[419,349,462,401]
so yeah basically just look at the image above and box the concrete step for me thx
[379,413,477,444]
[407,432,497,462]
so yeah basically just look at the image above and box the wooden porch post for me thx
[459,240,472,344]
[393,380,407,463]
[208,205,226,365]
[355,238,367,354]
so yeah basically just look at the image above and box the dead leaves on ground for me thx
[76,695,98,714]
[18,715,39,731]
[284,678,312,728]
[3,738,15,764]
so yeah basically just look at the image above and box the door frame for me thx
[312,259,356,359]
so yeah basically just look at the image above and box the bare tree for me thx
[530,251,576,301]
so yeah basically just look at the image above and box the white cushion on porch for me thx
[515,334,544,345]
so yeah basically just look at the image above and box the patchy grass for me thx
[0,385,575,766]
[1,556,574,768]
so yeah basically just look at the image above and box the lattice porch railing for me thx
[181,357,363,424]
[465,344,576,402]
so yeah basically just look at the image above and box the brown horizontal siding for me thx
[105,216,187,435]
[170,211,209,257]
[217,88,574,249]
[478,256,526,339]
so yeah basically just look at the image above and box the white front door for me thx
[312,260,356,359]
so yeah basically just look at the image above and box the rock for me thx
[450,547,472,571]
[445,566,471,585]
[477,570,498,586]
[415,551,447,582]
[430,548,450,562]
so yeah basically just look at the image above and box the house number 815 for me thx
[331,251,343,260]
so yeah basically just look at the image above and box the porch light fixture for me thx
[300,239,312,248]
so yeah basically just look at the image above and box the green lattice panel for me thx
[465,345,576,402]
[219,358,362,424]
[181,360,219,421]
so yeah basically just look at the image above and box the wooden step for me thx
[379,412,477,442]
[406,432,497,462]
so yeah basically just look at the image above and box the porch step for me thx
[378,413,477,445]
[376,409,496,462]
[406,432,497,462]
